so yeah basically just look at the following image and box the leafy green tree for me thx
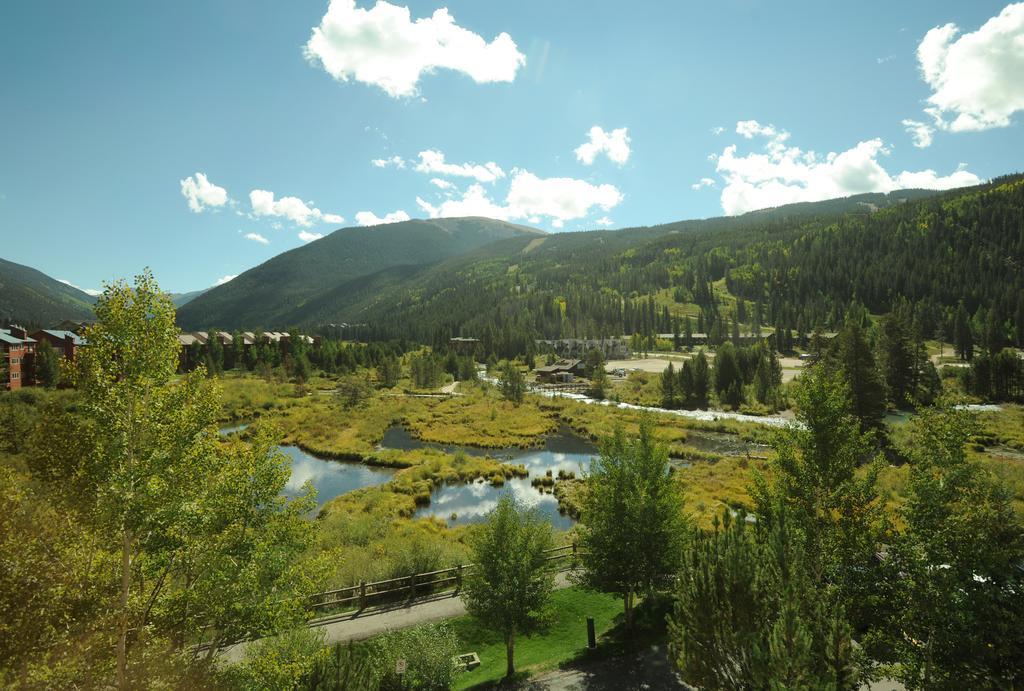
[335,373,373,409]
[367,622,461,691]
[498,362,526,404]
[880,406,1024,689]
[589,361,609,399]
[0,394,33,453]
[751,369,884,633]
[34,339,62,388]
[462,495,555,680]
[62,271,318,686]
[207,334,224,375]
[576,417,688,630]
[669,508,856,690]
[292,352,312,384]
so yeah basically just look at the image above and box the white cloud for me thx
[249,189,343,227]
[736,120,786,141]
[355,209,411,226]
[429,177,454,190]
[244,232,269,245]
[908,3,1024,146]
[180,172,228,213]
[506,171,623,222]
[711,120,981,215]
[215,274,237,286]
[710,126,725,135]
[414,150,505,182]
[416,184,512,221]
[297,230,324,243]
[594,216,614,227]
[691,177,717,191]
[303,0,525,98]
[59,279,101,296]
[574,126,631,165]
[902,119,935,148]
[415,170,623,227]
[372,155,405,168]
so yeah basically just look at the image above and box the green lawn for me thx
[450,587,622,689]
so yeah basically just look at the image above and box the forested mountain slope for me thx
[176,217,543,330]
[0,257,96,325]
[338,177,1023,356]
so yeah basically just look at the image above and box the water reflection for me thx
[400,427,596,529]
[277,446,397,509]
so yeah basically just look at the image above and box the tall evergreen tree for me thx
[823,323,887,433]
[576,418,688,630]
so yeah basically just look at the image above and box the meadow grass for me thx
[450,587,622,690]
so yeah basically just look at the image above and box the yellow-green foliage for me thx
[541,397,771,455]
[675,457,768,529]
[310,449,527,588]
[402,388,556,448]
[218,373,306,421]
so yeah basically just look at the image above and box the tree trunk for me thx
[505,631,515,679]
[116,528,133,689]
[624,589,634,631]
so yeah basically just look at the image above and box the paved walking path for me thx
[221,572,572,663]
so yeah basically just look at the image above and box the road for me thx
[221,572,573,663]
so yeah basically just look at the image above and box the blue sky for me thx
[2,1,1022,293]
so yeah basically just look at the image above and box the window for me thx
[11,372,18,379]
[10,357,19,365]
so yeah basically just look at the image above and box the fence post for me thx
[359,580,366,610]
[572,541,578,569]
[408,574,415,600]
[456,564,463,591]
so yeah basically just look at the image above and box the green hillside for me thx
[176,217,544,330]
[238,189,943,330]
[331,178,1023,356]
[0,257,96,326]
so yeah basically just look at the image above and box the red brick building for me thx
[1,326,37,391]
[30,329,85,362]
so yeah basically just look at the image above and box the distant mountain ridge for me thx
[176,217,544,330]
[178,188,959,331]
[0,257,96,326]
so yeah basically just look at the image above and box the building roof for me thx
[536,359,582,374]
[177,334,199,346]
[36,329,85,345]
[0,329,36,346]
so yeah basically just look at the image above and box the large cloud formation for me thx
[710,120,981,215]
[903,3,1024,147]
[416,170,622,228]
[304,0,525,97]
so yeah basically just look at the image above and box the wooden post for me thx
[359,580,366,610]
[456,564,463,591]
[587,617,596,649]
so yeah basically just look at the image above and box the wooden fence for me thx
[307,543,580,615]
